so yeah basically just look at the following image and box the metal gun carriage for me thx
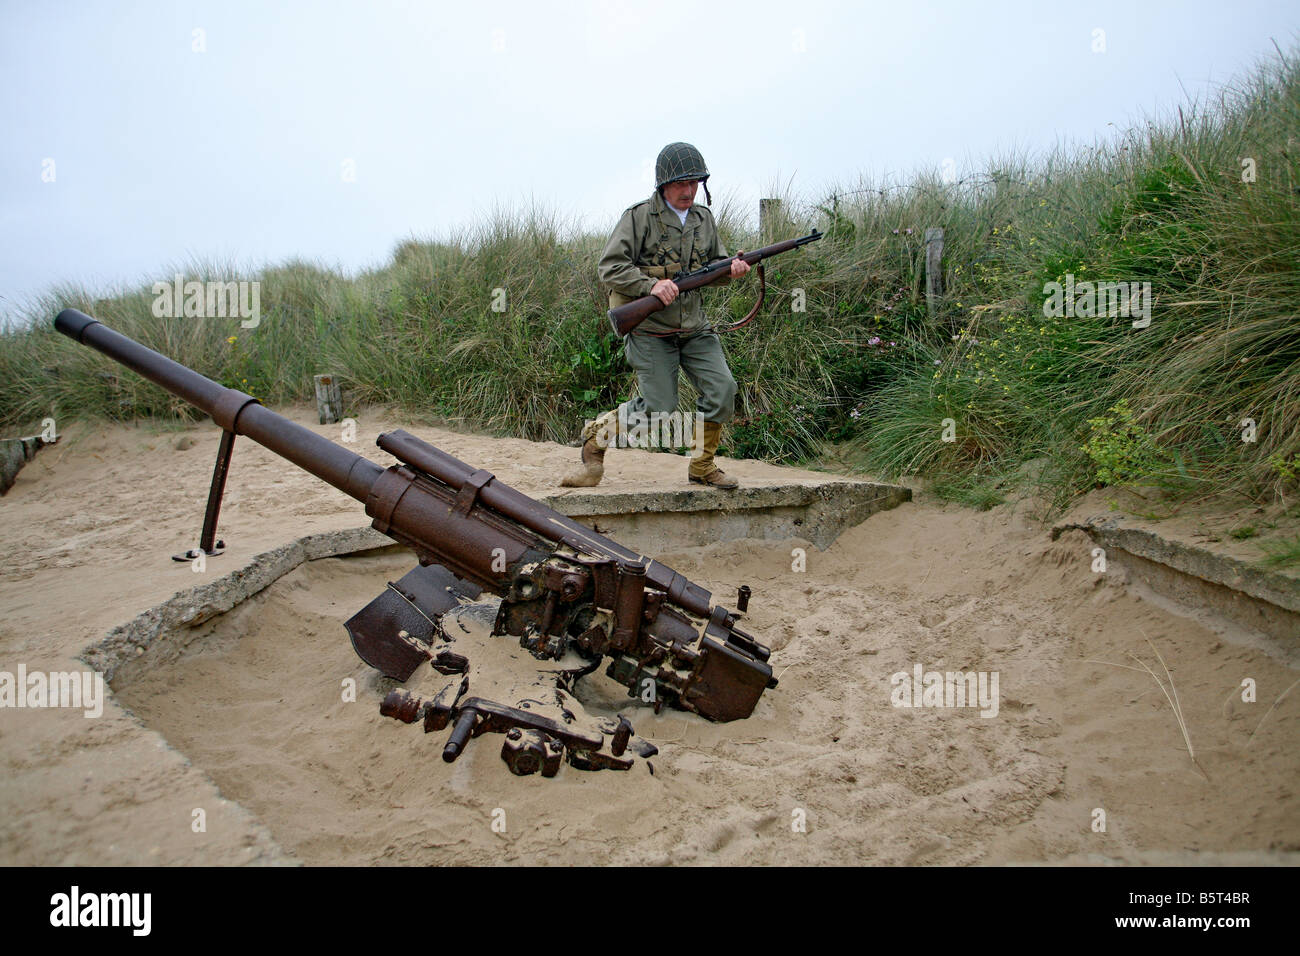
[54,309,777,776]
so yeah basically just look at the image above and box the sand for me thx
[1,406,1296,865]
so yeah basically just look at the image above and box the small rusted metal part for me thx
[392,562,482,610]
[432,650,469,674]
[456,696,603,752]
[442,706,480,762]
[574,623,609,656]
[172,427,236,561]
[423,675,465,733]
[539,590,559,636]
[737,585,751,613]
[519,625,565,659]
[500,728,562,777]
[196,428,236,556]
[642,589,665,621]
[380,688,426,724]
[540,740,563,776]
[726,630,770,663]
[611,563,646,652]
[566,748,633,772]
[345,587,435,681]
[610,716,633,757]
[424,702,451,733]
[681,636,773,721]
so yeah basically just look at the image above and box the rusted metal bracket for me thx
[172,428,236,561]
[453,468,494,516]
[380,679,657,776]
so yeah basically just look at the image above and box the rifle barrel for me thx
[608,229,821,336]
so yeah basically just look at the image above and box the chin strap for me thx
[703,178,712,206]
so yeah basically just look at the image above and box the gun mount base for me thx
[171,543,226,561]
[359,564,661,776]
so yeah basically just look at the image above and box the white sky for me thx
[2,0,1298,321]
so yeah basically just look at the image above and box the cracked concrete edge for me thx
[541,480,909,518]
[543,482,912,550]
[79,526,394,681]
[802,485,913,550]
[1051,519,1300,613]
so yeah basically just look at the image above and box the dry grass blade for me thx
[1079,658,1150,674]
[1141,631,1189,744]
[1247,676,1300,745]
[1081,648,1204,777]
[1124,643,1204,778]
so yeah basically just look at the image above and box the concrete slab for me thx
[1052,515,1300,663]
[541,479,911,552]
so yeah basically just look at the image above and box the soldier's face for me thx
[662,179,699,211]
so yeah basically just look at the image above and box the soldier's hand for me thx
[652,279,679,306]
[730,253,750,278]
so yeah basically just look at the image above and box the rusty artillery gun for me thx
[54,310,776,777]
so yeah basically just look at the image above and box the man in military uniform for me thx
[561,142,749,489]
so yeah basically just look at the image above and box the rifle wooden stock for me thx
[607,229,821,337]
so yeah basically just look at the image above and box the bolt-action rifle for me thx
[608,229,822,337]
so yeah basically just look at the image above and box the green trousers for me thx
[620,329,737,425]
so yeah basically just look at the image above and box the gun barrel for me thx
[54,309,385,502]
[377,429,715,617]
[54,309,726,621]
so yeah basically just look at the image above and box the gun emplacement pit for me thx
[4,410,1297,866]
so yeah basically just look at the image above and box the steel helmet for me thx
[655,142,712,205]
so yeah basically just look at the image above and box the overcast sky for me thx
[2,0,1297,322]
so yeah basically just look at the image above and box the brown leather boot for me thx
[688,420,739,489]
[560,409,617,487]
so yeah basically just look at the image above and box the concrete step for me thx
[542,479,911,552]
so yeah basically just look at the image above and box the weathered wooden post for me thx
[759,198,782,245]
[924,227,944,316]
[313,374,343,425]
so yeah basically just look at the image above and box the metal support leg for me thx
[172,429,235,561]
